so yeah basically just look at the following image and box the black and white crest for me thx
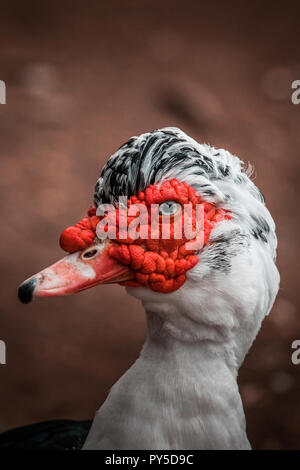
[94,127,248,205]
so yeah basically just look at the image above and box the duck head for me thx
[18,127,279,363]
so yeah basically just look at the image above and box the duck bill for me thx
[18,242,133,304]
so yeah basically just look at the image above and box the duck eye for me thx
[82,248,98,260]
[158,201,181,216]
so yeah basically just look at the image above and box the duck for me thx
[17,127,279,450]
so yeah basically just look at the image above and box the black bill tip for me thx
[18,277,38,304]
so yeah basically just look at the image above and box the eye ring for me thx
[81,248,99,260]
[158,201,181,216]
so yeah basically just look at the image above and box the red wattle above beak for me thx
[18,241,134,304]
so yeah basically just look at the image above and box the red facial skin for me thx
[60,179,231,293]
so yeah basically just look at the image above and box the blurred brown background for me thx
[0,0,299,450]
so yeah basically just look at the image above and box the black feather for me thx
[0,420,91,450]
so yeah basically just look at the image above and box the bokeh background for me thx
[0,0,299,450]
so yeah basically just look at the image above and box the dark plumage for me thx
[0,420,91,450]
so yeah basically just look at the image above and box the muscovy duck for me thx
[17,127,279,450]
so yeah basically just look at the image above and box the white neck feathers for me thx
[83,311,250,450]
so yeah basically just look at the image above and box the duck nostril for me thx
[82,249,98,259]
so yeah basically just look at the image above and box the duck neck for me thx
[84,310,250,450]
[141,311,250,449]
